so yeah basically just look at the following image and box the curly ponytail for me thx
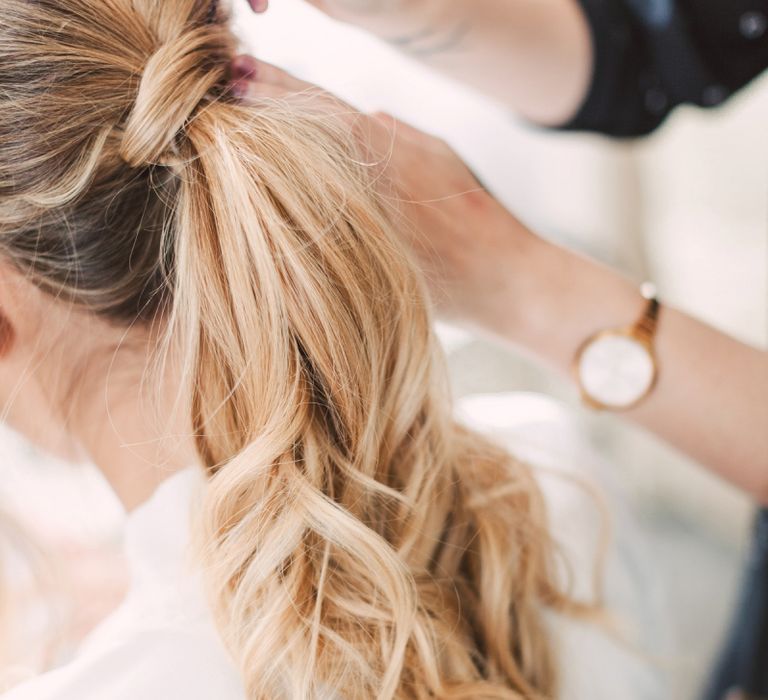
[1,1,592,697]
[173,82,580,700]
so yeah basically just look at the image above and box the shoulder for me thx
[2,627,245,700]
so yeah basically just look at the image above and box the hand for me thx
[230,59,768,495]
[230,58,532,332]
[360,114,534,331]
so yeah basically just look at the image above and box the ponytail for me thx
[1,0,594,696]
[169,97,581,697]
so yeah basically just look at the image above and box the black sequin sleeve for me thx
[560,0,768,136]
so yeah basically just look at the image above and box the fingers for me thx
[230,55,317,99]
[230,56,361,126]
[230,56,322,95]
[370,112,452,154]
[246,0,269,12]
[249,60,318,94]
[227,60,455,189]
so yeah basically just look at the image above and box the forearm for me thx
[366,0,593,125]
[491,221,768,500]
[334,106,767,498]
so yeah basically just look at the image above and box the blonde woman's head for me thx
[0,1,587,697]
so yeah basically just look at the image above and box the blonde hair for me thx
[0,1,592,697]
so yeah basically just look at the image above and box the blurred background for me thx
[1,1,766,697]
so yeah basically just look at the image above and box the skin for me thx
[371,126,767,500]
[0,0,756,666]
[1,9,764,517]
[248,0,593,125]
[0,264,198,511]
[236,33,768,503]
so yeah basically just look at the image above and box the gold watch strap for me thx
[633,282,661,344]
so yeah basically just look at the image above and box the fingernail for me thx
[248,0,268,12]
[230,54,259,81]
[230,56,259,100]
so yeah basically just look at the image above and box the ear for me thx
[0,259,52,357]
[0,311,15,358]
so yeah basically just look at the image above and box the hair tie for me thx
[119,21,233,169]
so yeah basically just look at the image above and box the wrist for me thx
[489,227,643,375]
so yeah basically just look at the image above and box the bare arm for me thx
[505,232,768,499]
[372,115,768,500]
[235,61,768,500]
[290,0,594,125]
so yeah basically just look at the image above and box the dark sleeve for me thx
[559,0,768,137]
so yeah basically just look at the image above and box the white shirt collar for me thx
[122,467,204,584]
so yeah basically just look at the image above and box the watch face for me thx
[577,333,656,409]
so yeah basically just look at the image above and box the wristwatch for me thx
[574,283,661,411]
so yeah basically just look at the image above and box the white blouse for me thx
[2,393,671,699]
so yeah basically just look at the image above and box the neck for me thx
[68,333,200,512]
